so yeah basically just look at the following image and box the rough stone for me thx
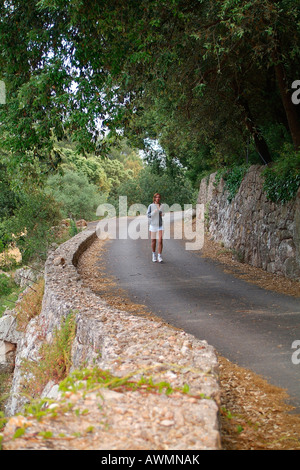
[198,165,300,280]
[0,341,16,373]
[0,313,23,374]
[1,227,221,450]
[14,267,42,288]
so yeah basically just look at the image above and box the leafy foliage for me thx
[0,273,15,297]
[263,147,300,203]
[1,0,299,175]
[0,0,298,259]
[46,170,106,220]
[110,166,197,209]
[0,221,13,253]
[0,164,19,220]
[222,165,250,203]
[7,190,61,263]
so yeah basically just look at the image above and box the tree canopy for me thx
[0,0,299,261]
[0,0,299,178]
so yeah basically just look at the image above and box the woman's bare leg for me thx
[158,231,163,254]
[151,231,157,251]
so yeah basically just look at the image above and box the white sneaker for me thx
[158,254,163,263]
[152,253,157,262]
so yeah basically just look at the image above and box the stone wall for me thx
[0,226,221,450]
[198,165,300,280]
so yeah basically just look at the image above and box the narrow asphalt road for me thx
[91,216,300,411]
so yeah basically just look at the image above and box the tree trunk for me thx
[232,82,273,164]
[274,62,300,151]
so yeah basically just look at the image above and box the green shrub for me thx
[263,147,300,203]
[221,164,250,202]
[0,273,14,297]
[0,222,12,253]
[69,219,78,237]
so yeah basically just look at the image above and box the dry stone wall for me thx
[198,165,300,280]
[1,226,221,450]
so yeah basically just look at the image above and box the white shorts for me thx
[149,226,163,233]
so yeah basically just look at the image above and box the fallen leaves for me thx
[218,355,300,450]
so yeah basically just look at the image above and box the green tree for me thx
[0,163,19,219]
[0,0,299,184]
[8,190,61,263]
[46,170,105,220]
[113,166,197,209]
[59,150,111,192]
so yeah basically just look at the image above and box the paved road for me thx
[92,215,300,411]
